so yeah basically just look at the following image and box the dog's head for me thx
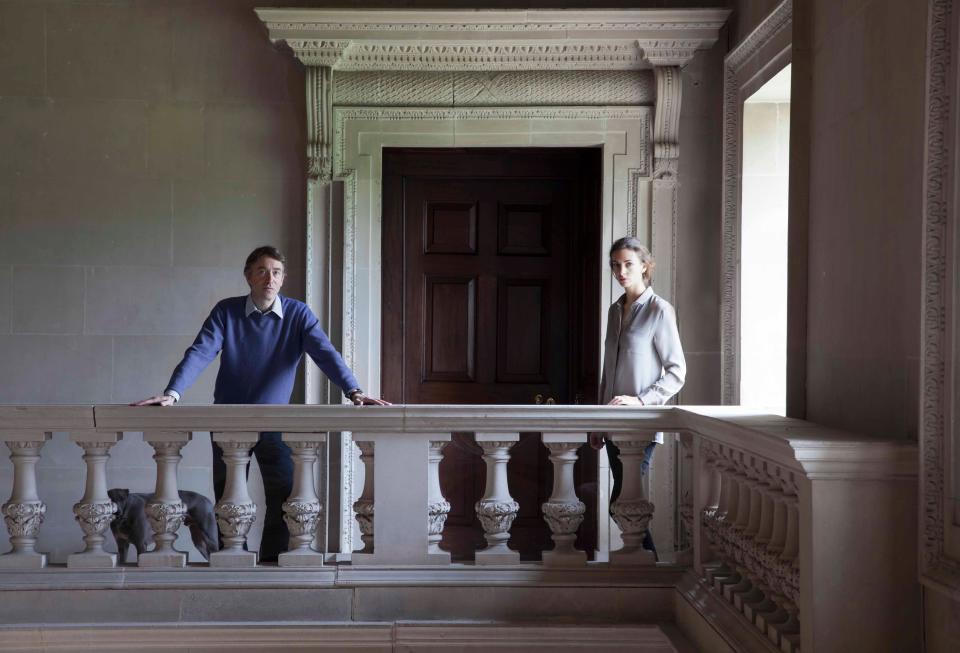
[107,488,129,512]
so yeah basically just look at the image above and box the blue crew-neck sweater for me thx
[165,295,359,404]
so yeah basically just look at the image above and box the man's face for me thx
[245,256,285,305]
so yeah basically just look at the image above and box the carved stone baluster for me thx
[427,440,451,563]
[474,433,520,564]
[609,433,656,566]
[541,433,587,566]
[138,432,191,568]
[730,460,764,608]
[0,432,51,569]
[743,465,780,625]
[68,431,122,568]
[352,441,375,554]
[280,434,327,567]
[209,432,258,567]
[676,431,695,565]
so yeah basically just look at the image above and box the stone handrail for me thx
[0,404,917,653]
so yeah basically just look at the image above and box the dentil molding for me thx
[255,9,730,71]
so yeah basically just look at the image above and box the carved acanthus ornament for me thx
[542,500,586,535]
[282,499,321,537]
[2,501,45,539]
[73,501,116,538]
[475,498,520,535]
[216,501,257,539]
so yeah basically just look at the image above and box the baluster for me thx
[474,433,520,564]
[427,440,451,564]
[676,431,695,565]
[733,460,768,612]
[715,450,746,593]
[609,433,656,566]
[541,433,587,566]
[68,431,122,568]
[755,468,791,636]
[743,464,780,625]
[0,432,51,569]
[352,441,375,554]
[138,431,191,567]
[764,475,801,651]
[209,432,258,567]
[279,434,327,567]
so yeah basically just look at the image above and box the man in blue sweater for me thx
[135,245,387,561]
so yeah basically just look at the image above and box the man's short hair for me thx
[244,246,287,275]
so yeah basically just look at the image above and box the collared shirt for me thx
[245,295,284,319]
[600,286,686,438]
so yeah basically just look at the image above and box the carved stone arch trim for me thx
[920,0,960,599]
[719,0,793,405]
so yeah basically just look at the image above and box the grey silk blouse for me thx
[599,287,686,442]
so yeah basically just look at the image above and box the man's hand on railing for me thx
[349,391,391,406]
[131,395,175,407]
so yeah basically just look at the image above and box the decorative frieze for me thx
[333,70,655,107]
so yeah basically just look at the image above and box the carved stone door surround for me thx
[921,0,960,599]
[255,8,729,554]
[719,0,793,406]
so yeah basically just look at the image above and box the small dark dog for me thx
[108,488,219,563]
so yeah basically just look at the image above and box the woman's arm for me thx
[638,304,686,406]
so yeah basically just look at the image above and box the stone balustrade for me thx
[0,405,918,653]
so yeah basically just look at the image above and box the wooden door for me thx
[382,148,601,560]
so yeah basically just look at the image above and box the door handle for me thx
[534,394,557,405]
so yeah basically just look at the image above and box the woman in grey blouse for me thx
[598,236,686,557]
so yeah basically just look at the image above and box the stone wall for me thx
[0,0,727,559]
[0,0,309,560]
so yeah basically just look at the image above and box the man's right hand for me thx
[131,395,175,407]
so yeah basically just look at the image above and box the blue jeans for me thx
[212,432,293,562]
[606,440,657,556]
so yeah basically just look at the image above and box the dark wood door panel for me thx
[382,148,602,559]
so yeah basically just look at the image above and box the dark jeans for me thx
[606,439,658,556]
[212,431,293,563]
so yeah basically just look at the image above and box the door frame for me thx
[332,106,668,556]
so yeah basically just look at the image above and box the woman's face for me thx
[609,248,646,291]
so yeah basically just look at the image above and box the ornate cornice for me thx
[256,9,730,71]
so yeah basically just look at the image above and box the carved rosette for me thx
[428,498,451,536]
[216,501,257,538]
[542,500,586,535]
[73,500,116,537]
[611,498,655,535]
[282,499,321,537]
[2,501,45,538]
[475,498,519,535]
[145,500,186,537]
[353,497,374,536]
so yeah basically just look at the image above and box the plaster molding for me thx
[257,8,729,71]
[332,70,656,107]
[719,0,793,405]
[920,0,960,598]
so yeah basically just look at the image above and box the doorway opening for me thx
[381,147,603,559]
[740,65,791,415]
